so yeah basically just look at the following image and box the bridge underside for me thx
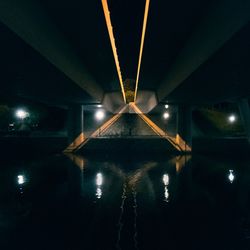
[0,0,250,154]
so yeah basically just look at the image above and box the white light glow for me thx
[164,187,169,202]
[95,110,105,121]
[165,104,169,109]
[228,170,235,183]
[96,173,103,199]
[17,175,25,185]
[96,187,102,199]
[97,105,102,108]
[16,109,28,119]
[163,112,170,120]
[163,174,169,186]
[96,173,103,186]
[228,114,236,123]
[163,174,170,202]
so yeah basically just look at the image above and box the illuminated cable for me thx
[130,103,185,152]
[134,0,151,102]
[101,0,126,103]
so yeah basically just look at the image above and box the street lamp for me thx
[95,110,105,121]
[228,114,236,123]
[163,112,170,120]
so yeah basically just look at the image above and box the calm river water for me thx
[0,153,249,250]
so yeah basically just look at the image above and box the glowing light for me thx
[163,112,170,120]
[101,0,126,103]
[97,105,102,108]
[96,187,102,199]
[65,106,127,152]
[96,173,103,186]
[96,173,103,199]
[17,175,25,185]
[162,174,169,202]
[134,0,151,102]
[228,170,235,183]
[164,187,169,201]
[162,174,169,186]
[228,114,236,123]
[16,109,29,119]
[95,110,105,121]
[165,104,169,109]
[129,103,184,151]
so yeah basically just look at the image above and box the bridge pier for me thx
[238,98,250,142]
[66,105,84,151]
[176,105,192,152]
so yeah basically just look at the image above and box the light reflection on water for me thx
[96,173,103,199]
[116,181,127,250]
[228,169,235,183]
[163,174,170,202]
[0,154,250,250]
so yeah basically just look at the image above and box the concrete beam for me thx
[134,90,157,113]
[0,0,104,102]
[157,0,250,102]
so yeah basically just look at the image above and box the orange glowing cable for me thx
[134,0,150,102]
[76,105,127,150]
[101,0,126,103]
[130,103,187,152]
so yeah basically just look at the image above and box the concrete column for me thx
[67,105,84,145]
[238,98,250,142]
[176,105,192,152]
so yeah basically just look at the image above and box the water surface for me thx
[0,153,250,250]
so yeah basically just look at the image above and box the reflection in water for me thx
[96,187,102,199]
[116,182,127,250]
[17,175,25,185]
[163,174,170,202]
[5,153,250,250]
[65,153,85,197]
[96,173,103,199]
[228,170,235,183]
[128,162,157,187]
[175,155,192,173]
[132,186,139,250]
[163,174,169,186]
[5,154,202,250]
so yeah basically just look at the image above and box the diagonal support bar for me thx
[64,105,128,153]
[130,103,191,152]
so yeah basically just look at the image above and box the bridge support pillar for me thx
[238,98,250,142]
[176,105,192,152]
[67,105,84,149]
